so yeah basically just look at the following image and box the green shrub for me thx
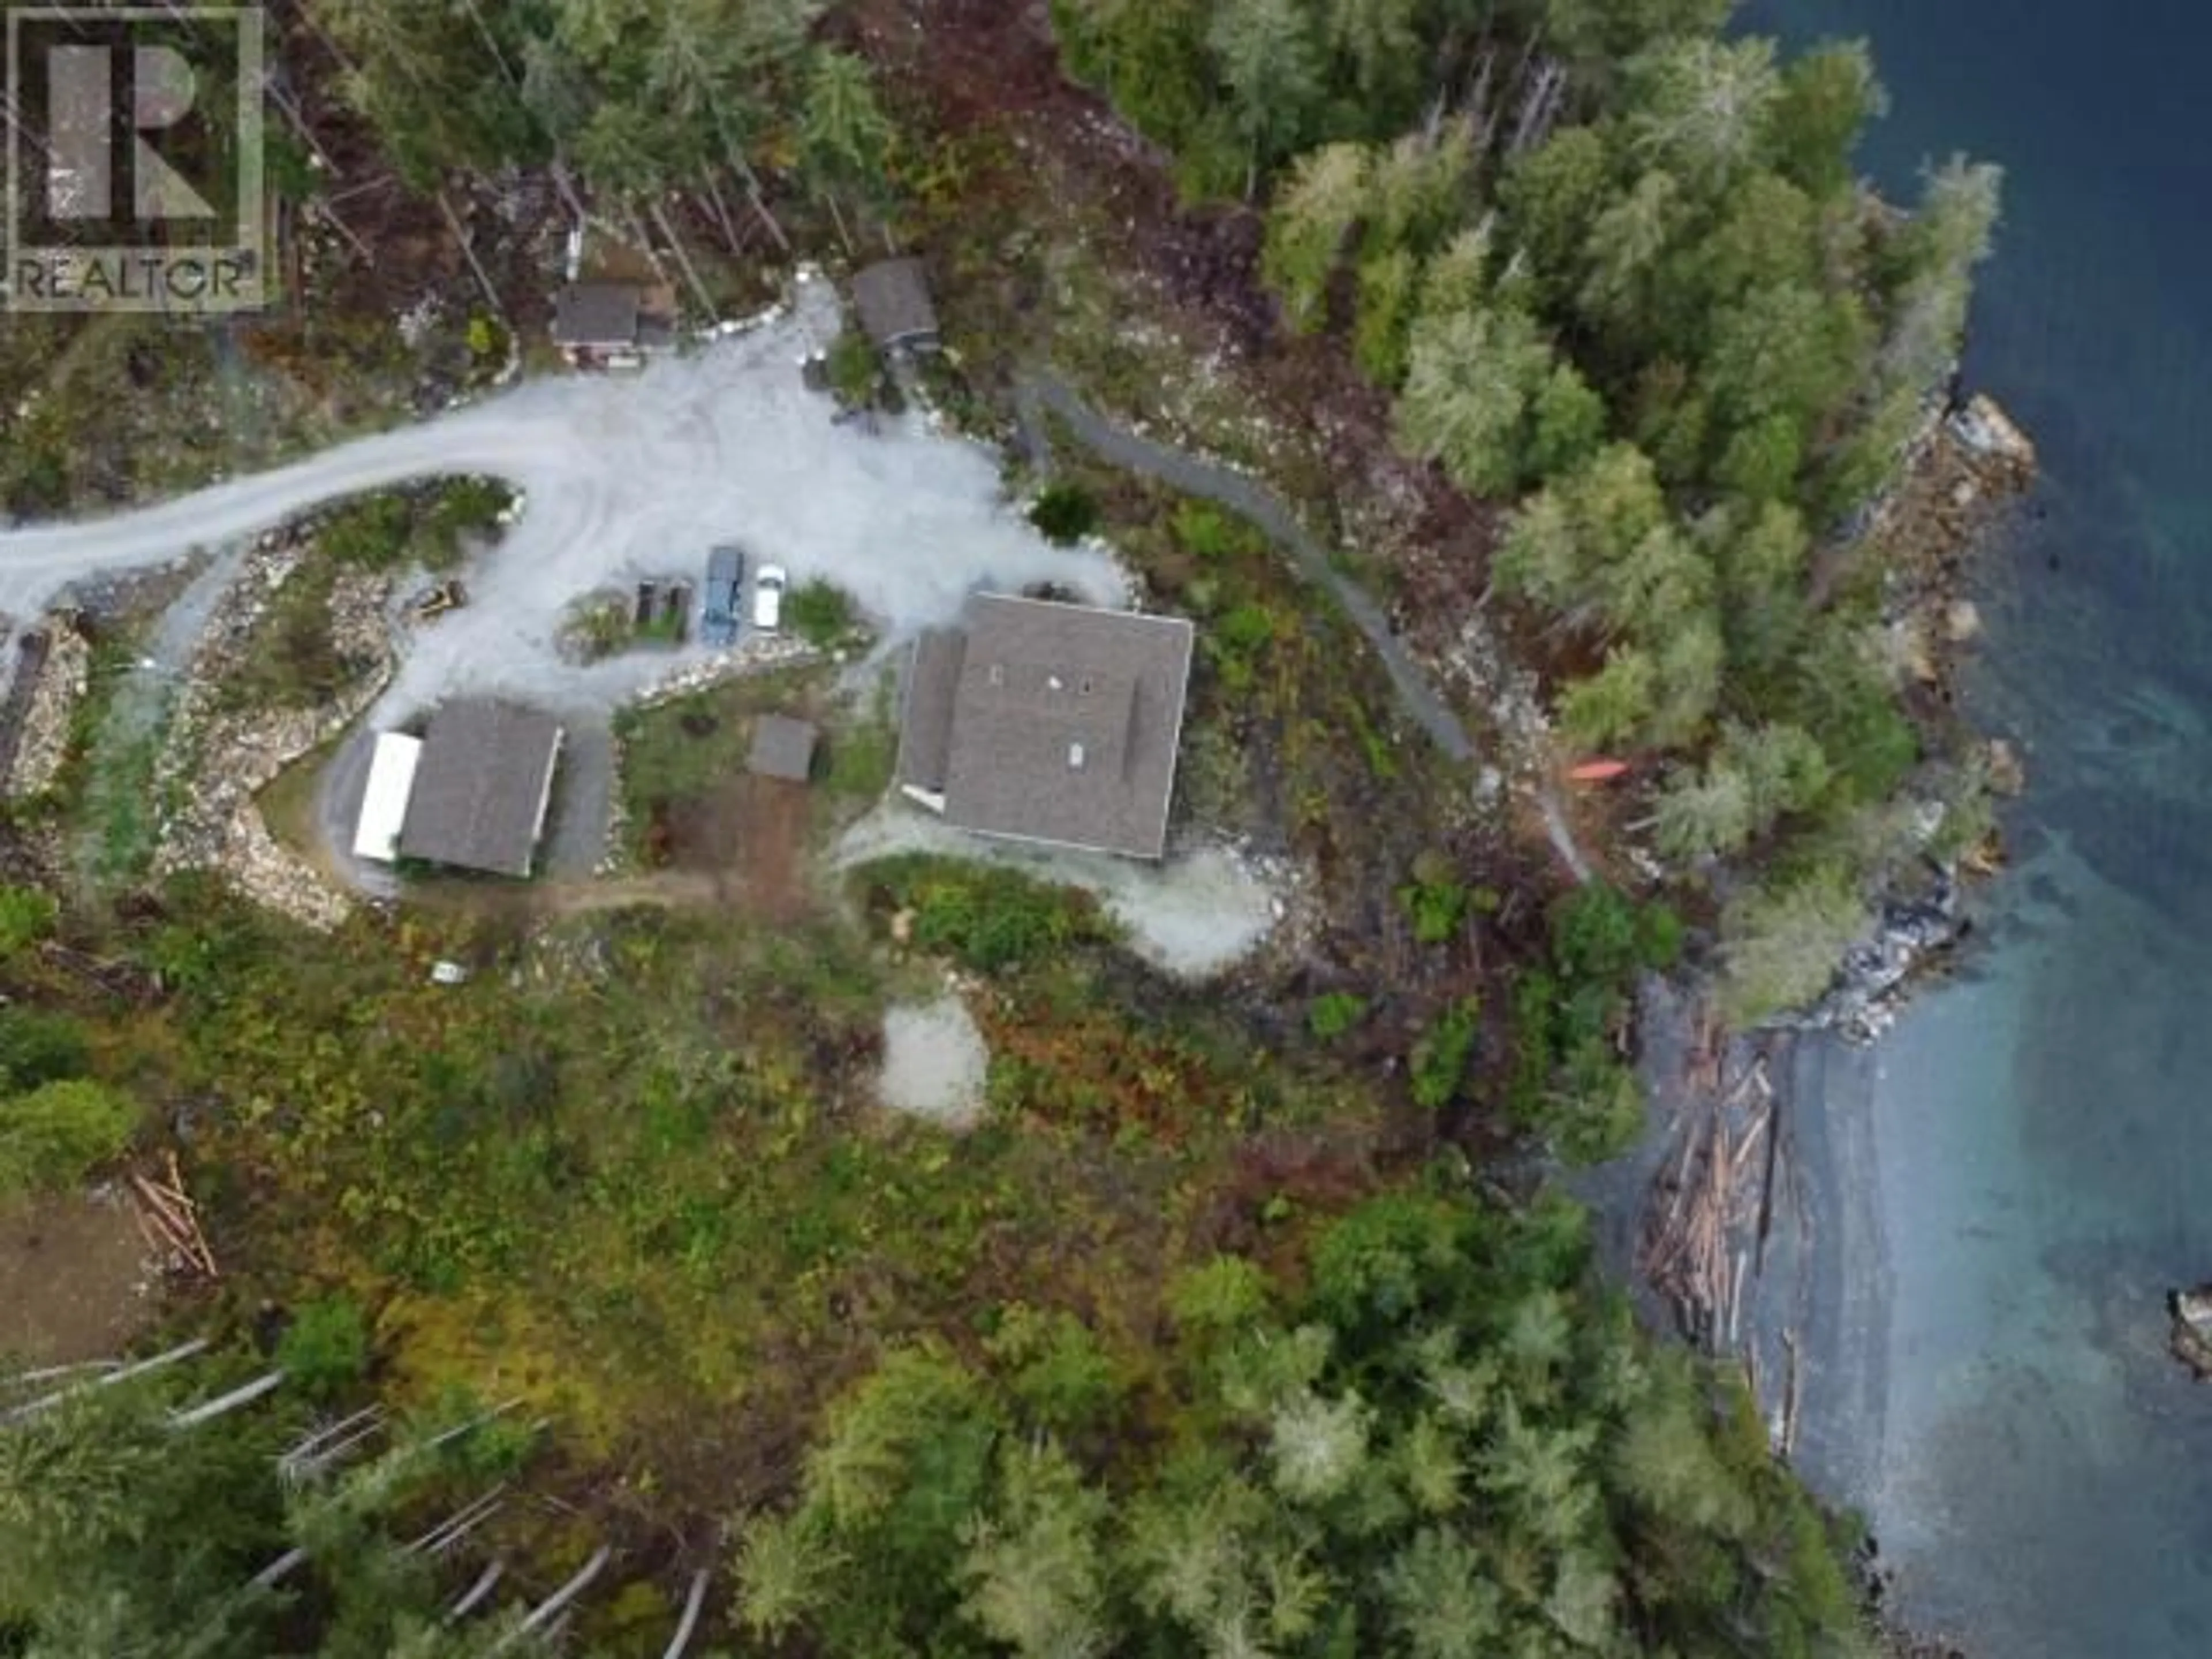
[1507,885,1683,1162]
[1550,884,1680,984]
[1396,877,1469,945]
[465,315,503,360]
[1170,502,1264,562]
[1553,1035,1646,1163]
[314,480,510,575]
[558,592,632,664]
[419,476,513,565]
[786,579,858,649]
[986,1303,1123,1432]
[0,1078,140,1198]
[317,493,415,569]
[1409,999,1480,1111]
[1207,601,1278,693]
[1306,991,1369,1040]
[0,1009,90,1092]
[866,858,1116,974]
[0,885,58,960]
[827,328,881,405]
[278,1295,373,1398]
[1028,482,1100,544]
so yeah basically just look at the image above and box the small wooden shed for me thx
[748,715,820,783]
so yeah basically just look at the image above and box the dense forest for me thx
[1052,0,2001,1017]
[4,1184,1871,1658]
[305,0,892,230]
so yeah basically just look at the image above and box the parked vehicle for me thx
[752,562,789,632]
[407,578,467,623]
[702,544,744,647]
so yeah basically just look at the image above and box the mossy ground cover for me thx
[78,866,1391,1520]
[612,664,897,874]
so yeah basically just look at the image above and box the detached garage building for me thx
[354,699,565,879]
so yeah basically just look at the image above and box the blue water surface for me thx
[1746,2,2212,1652]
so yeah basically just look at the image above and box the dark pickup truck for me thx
[702,544,745,647]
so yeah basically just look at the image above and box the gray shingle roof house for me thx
[896,596,1194,860]
[851,257,940,351]
[398,699,565,878]
[748,714,820,782]
[551,282,642,350]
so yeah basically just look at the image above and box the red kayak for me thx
[1567,759,1630,783]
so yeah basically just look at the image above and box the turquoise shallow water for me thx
[1747,2,2212,1652]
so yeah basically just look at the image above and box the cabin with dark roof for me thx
[550,282,671,368]
[397,700,565,878]
[895,596,1193,860]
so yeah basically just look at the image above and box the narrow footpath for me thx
[1015,372,1594,882]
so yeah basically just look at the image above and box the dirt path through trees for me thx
[1016,372,1594,882]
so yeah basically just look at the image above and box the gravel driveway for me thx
[1,276,1137,882]
[0,274,1127,730]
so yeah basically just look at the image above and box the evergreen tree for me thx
[959,1442,1114,1658]
[1769,39,1887,198]
[1208,0,1325,190]
[1262,142,1372,331]
[1396,304,1559,496]
[1624,36,1782,191]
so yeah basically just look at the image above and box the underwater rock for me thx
[2168,1284,2212,1380]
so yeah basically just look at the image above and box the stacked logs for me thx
[128,1152,218,1278]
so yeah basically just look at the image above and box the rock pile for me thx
[628,635,817,711]
[151,539,396,930]
[1878,392,2037,698]
[1792,865,1967,1044]
[5,619,90,798]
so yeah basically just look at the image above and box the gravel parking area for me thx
[0,275,1138,888]
[878,994,990,1129]
[835,801,1282,980]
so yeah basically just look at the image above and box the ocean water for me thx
[1748,2,2212,1653]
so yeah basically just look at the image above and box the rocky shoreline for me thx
[1620,388,2036,1658]
[1791,392,2037,1041]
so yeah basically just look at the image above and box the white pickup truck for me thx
[752,563,789,631]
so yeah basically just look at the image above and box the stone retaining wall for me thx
[150,540,395,930]
[6,620,90,799]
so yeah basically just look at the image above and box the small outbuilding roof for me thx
[552,282,642,347]
[351,732,423,863]
[748,714,820,783]
[851,257,939,350]
[399,700,565,878]
[897,595,1194,860]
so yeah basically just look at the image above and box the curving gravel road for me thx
[0,278,1591,892]
[0,278,1129,726]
